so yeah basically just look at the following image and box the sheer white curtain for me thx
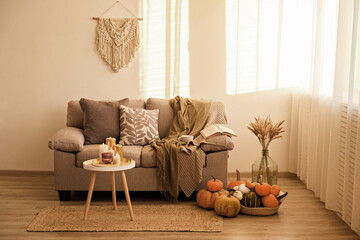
[140,0,189,99]
[289,0,360,234]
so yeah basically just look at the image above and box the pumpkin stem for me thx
[258,175,263,184]
[236,169,241,181]
[212,176,216,181]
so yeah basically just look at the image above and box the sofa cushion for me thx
[67,101,84,129]
[146,98,174,139]
[48,127,84,152]
[80,98,129,144]
[76,144,142,167]
[200,135,234,152]
[122,145,142,167]
[141,145,156,168]
[128,99,146,109]
[66,99,144,130]
[119,105,160,146]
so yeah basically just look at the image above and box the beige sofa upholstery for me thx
[49,98,232,201]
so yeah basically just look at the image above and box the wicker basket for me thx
[240,205,280,216]
[240,193,287,216]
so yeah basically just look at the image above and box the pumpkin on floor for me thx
[227,169,245,190]
[196,189,229,209]
[206,176,224,192]
[214,195,241,217]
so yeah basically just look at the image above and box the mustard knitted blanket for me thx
[151,96,211,200]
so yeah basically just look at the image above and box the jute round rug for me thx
[27,203,223,232]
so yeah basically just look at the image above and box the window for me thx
[140,0,189,99]
[226,0,338,95]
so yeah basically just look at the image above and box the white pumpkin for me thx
[233,190,243,201]
[239,184,250,194]
[233,185,240,191]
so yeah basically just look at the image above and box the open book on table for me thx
[200,124,237,139]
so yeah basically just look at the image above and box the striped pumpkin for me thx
[241,192,261,208]
[214,195,240,217]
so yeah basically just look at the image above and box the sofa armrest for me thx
[200,135,234,153]
[48,127,84,152]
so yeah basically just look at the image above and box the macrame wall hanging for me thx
[93,1,142,72]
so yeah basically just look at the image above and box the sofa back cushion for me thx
[67,100,84,129]
[67,99,146,129]
[80,98,130,144]
[146,98,174,139]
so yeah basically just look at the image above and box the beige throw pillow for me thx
[119,105,160,145]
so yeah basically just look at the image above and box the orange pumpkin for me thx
[245,180,256,189]
[196,189,229,209]
[227,169,245,190]
[255,182,271,197]
[214,195,241,217]
[206,176,224,192]
[261,194,279,208]
[270,185,280,196]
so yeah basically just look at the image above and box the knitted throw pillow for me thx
[119,105,160,145]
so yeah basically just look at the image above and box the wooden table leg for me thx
[120,171,134,221]
[83,171,96,220]
[110,171,117,210]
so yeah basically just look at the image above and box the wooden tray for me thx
[91,158,132,167]
[240,205,280,216]
[240,194,286,216]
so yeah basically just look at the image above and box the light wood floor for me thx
[0,172,359,240]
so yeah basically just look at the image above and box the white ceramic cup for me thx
[179,135,194,144]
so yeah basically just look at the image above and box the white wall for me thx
[188,0,292,173]
[0,0,292,172]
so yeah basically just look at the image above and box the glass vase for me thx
[251,149,278,185]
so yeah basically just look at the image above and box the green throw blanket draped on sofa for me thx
[151,96,211,200]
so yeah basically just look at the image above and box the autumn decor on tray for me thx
[248,116,285,185]
[196,174,288,217]
[239,175,288,216]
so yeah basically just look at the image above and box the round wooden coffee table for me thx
[82,159,135,221]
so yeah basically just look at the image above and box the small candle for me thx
[99,143,108,160]
[115,144,124,160]
[109,149,114,156]
[106,137,116,150]
[113,154,120,164]
[101,152,113,164]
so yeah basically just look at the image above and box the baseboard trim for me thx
[0,170,54,176]
[227,171,297,179]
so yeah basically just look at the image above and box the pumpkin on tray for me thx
[240,191,288,216]
[227,169,245,190]
[239,175,288,216]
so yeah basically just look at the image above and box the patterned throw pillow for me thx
[119,105,160,145]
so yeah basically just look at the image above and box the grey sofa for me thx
[49,98,232,201]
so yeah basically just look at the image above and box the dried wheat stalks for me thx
[247,116,285,150]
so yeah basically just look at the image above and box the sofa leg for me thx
[58,191,71,201]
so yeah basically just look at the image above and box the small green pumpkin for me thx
[241,192,261,208]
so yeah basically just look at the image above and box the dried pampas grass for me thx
[248,116,285,150]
